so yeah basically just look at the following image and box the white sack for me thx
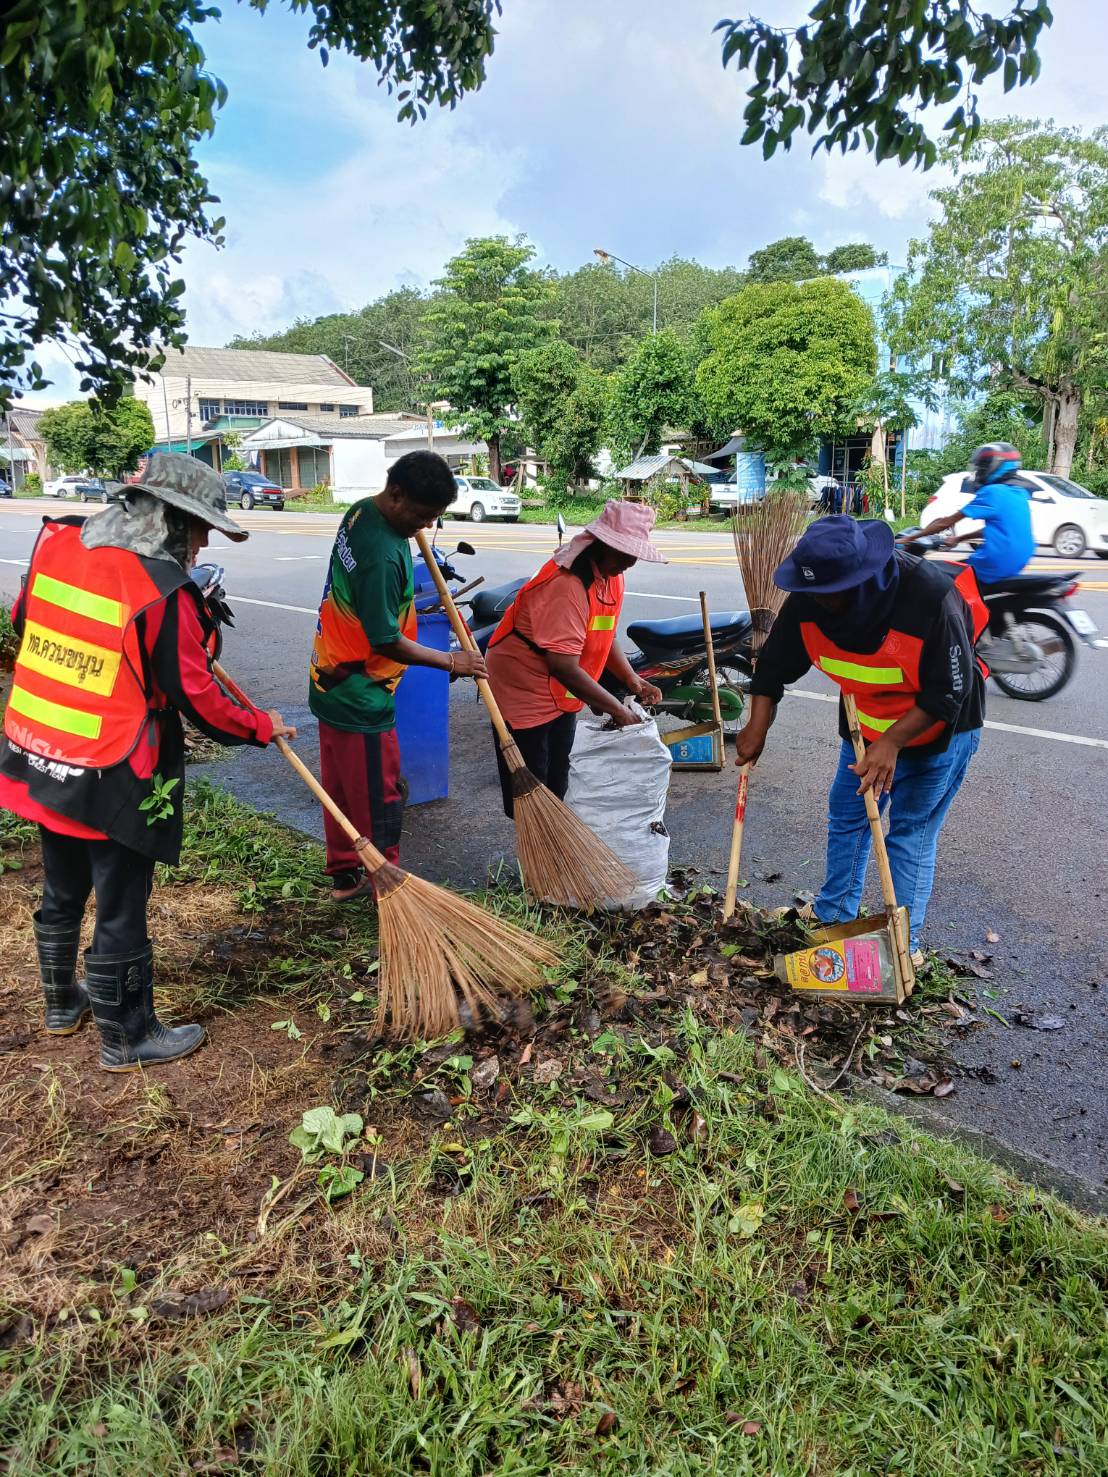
[564,702,672,909]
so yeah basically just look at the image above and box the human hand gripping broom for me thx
[413,530,635,911]
[212,662,556,1040]
[723,492,810,920]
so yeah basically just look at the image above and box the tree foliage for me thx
[231,287,430,411]
[747,236,823,283]
[747,237,889,283]
[887,119,1108,476]
[696,279,877,460]
[510,341,607,487]
[823,242,888,274]
[421,237,555,481]
[37,398,155,478]
[606,331,698,466]
[717,1,1054,169]
[552,257,748,373]
[0,1,501,411]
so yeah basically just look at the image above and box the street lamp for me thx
[379,340,434,448]
[594,247,658,334]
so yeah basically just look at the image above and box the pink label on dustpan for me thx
[844,938,884,993]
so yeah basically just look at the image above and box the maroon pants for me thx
[317,721,404,877]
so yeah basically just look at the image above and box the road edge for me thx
[852,1077,1107,1216]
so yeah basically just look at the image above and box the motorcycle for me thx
[897,530,1098,701]
[190,562,235,654]
[459,581,755,729]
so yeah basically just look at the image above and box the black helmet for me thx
[970,442,1021,487]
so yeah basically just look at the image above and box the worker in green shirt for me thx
[309,452,486,900]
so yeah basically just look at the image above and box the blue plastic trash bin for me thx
[394,610,451,804]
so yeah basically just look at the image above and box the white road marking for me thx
[0,557,29,565]
[230,595,318,615]
[785,688,1108,749]
[274,555,323,561]
[1095,639,1108,649]
[625,590,699,603]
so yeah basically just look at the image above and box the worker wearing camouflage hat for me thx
[0,451,296,1070]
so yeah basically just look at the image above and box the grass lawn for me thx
[0,792,1105,1476]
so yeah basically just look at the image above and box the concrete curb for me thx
[852,1077,1108,1217]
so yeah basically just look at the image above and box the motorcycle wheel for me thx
[688,660,752,731]
[988,611,1076,701]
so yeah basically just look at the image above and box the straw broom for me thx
[723,489,810,919]
[413,530,636,911]
[213,663,556,1040]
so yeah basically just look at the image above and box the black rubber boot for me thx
[32,912,91,1036]
[85,944,205,1072]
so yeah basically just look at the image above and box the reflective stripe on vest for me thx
[799,620,943,746]
[488,558,624,714]
[3,522,184,767]
[817,655,903,685]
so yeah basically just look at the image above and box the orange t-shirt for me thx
[488,568,617,730]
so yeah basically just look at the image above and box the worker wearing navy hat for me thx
[734,516,988,963]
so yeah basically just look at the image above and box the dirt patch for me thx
[0,833,973,1336]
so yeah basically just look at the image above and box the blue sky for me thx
[27,0,1108,401]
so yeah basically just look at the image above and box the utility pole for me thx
[379,339,434,448]
[185,372,193,456]
[5,412,17,491]
[160,375,173,446]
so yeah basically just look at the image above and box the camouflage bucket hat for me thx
[113,450,249,542]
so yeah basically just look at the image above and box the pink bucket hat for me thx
[552,499,667,568]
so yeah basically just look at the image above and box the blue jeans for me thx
[814,729,981,953]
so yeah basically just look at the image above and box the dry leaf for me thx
[990,1204,1011,1224]
[932,1079,956,1099]
[533,1057,563,1085]
[519,1042,533,1065]
[594,1411,618,1437]
[689,970,709,987]
[24,1215,54,1237]
[986,930,1000,944]
[843,1187,861,1214]
[403,1347,422,1399]
[741,1421,763,1436]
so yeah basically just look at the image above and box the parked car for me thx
[223,470,285,511]
[0,473,11,498]
[45,473,107,500]
[923,470,1108,559]
[446,475,521,523]
[708,478,764,512]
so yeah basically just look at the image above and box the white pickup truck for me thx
[447,475,521,523]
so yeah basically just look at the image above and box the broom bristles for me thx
[510,767,637,911]
[733,490,809,657]
[368,857,557,1040]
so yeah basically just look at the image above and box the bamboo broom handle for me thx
[699,590,723,731]
[212,661,386,863]
[722,763,749,920]
[413,528,515,749]
[841,693,914,979]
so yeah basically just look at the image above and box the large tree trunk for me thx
[1050,390,1081,478]
[487,435,502,485]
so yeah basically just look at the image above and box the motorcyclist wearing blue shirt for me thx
[918,442,1036,583]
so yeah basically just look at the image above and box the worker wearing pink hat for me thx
[486,500,666,815]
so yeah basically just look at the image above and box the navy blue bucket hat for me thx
[774,515,895,595]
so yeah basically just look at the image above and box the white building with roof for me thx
[239,411,485,502]
[133,345,376,458]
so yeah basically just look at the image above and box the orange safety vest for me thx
[4,521,188,768]
[488,559,624,713]
[799,563,988,747]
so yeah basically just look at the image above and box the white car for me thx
[924,470,1108,560]
[44,474,109,502]
[447,475,521,524]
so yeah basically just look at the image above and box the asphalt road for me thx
[3,499,1107,1206]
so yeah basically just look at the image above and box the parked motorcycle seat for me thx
[469,579,526,625]
[627,610,753,653]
